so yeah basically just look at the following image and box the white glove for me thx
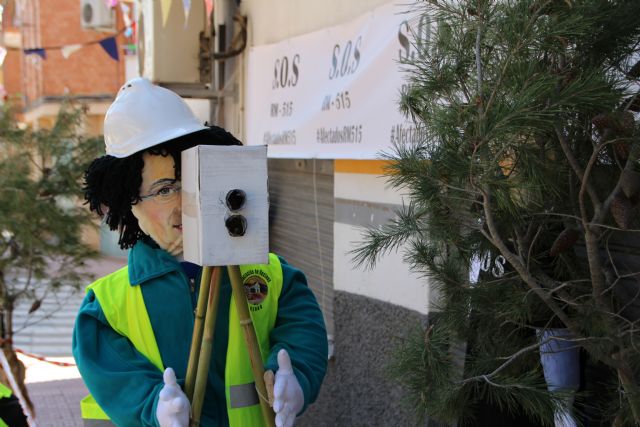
[273,349,304,427]
[156,367,190,427]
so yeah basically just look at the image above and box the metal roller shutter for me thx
[267,159,334,336]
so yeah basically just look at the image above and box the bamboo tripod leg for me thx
[227,265,276,427]
[190,266,222,427]
[185,266,213,401]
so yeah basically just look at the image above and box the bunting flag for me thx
[60,44,82,59]
[183,0,191,27]
[24,48,46,59]
[157,0,209,29]
[13,28,126,62]
[99,37,119,61]
[204,0,213,28]
[160,0,171,28]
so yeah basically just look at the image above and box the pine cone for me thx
[560,69,577,88]
[592,113,616,132]
[28,299,42,314]
[549,228,580,257]
[614,142,631,161]
[618,111,635,134]
[611,195,634,230]
[529,0,569,15]
[621,170,640,199]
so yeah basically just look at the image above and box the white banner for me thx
[245,2,430,159]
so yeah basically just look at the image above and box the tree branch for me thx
[592,141,640,225]
[555,126,602,217]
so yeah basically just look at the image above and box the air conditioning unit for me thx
[137,0,206,84]
[80,0,115,31]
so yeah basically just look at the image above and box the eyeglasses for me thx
[139,182,182,204]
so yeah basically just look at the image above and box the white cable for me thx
[311,159,328,327]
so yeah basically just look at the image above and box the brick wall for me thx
[2,0,24,106]
[20,0,41,106]
[2,47,22,104]
[39,0,125,98]
[2,0,127,108]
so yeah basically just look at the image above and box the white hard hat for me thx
[104,77,208,158]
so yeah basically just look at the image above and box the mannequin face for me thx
[131,152,183,256]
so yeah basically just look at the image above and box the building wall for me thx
[236,2,433,425]
[334,160,430,314]
[39,0,125,98]
[2,0,25,104]
[241,0,392,45]
[297,292,430,427]
[267,159,335,336]
[238,1,430,313]
[1,0,127,112]
[2,47,21,102]
[19,0,40,106]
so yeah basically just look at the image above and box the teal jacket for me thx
[72,239,328,427]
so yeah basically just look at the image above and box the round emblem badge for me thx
[243,275,268,305]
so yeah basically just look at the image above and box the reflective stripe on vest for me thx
[80,254,283,427]
[226,254,282,427]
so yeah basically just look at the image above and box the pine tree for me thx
[0,102,102,413]
[354,0,640,425]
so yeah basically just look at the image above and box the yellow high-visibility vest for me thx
[0,382,13,427]
[226,255,282,427]
[0,383,11,399]
[80,254,283,427]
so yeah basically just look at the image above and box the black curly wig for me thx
[84,126,241,249]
